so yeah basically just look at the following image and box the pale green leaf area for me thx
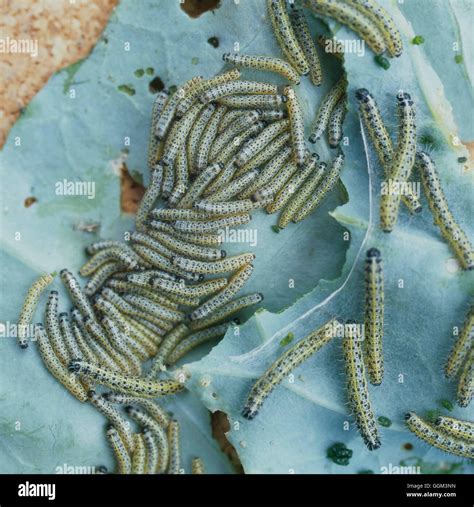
[0,0,472,474]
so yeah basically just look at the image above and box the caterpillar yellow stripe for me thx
[306,0,387,55]
[278,161,326,229]
[457,348,473,408]
[380,94,417,232]
[242,319,339,419]
[434,416,474,443]
[405,412,474,459]
[106,425,132,474]
[17,273,55,348]
[167,420,181,474]
[355,88,421,214]
[34,323,88,402]
[342,321,381,450]
[131,433,147,474]
[292,150,345,222]
[222,53,300,84]
[284,86,306,167]
[289,4,322,86]
[416,151,474,270]
[347,0,403,57]
[267,0,310,75]
[363,248,384,386]
[68,360,185,397]
[188,293,263,331]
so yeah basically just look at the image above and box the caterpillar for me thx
[278,161,327,228]
[85,240,124,256]
[284,87,306,166]
[364,248,384,386]
[189,293,263,331]
[209,110,261,161]
[131,433,147,474]
[88,390,135,453]
[328,96,347,148]
[233,132,290,178]
[405,412,474,459]
[70,316,100,365]
[355,88,421,214]
[162,101,207,167]
[106,425,132,474]
[194,106,228,173]
[239,147,291,199]
[435,416,474,443]
[192,457,205,474]
[222,53,300,84]
[148,220,224,247]
[68,360,185,397]
[84,261,124,297]
[155,76,203,139]
[205,169,261,202]
[153,277,227,299]
[148,323,190,374]
[189,264,254,321]
[146,229,226,261]
[126,269,179,285]
[59,269,97,321]
[172,214,252,234]
[172,252,255,276]
[121,294,184,323]
[147,89,169,170]
[218,94,287,110]
[120,278,199,308]
[445,306,474,379]
[380,94,417,232]
[258,109,286,122]
[167,420,181,474]
[342,321,381,450]
[101,316,142,375]
[151,208,219,221]
[235,120,290,168]
[251,160,299,202]
[34,323,88,402]
[177,162,223,209]
[142,428,159,474]
[17,272,55,348]
[218,109,248,133]
[194,199,266,215]
[103,392,171,428]
[186,103,216,171]
[457,348,473,408]
[199,80,278,104]
[84,317,134,374]
[265,153,318,214]
[126,406,169,473]
[293,150,345,222]
[267,0,310,75]
[242,319,338,419]
[347,0,403,57]
[135,164,164,231]
[58,312,83,361]
[161,162,175,200]
[168,144,189,207]
[132,244,201,282]
[203,157,240,196]
[167,322,230,365]
[212,122,266,167]
[416,152,474,270]
[45,290,70,366]
[289,4,322,86]
[306,0,387,55]
[79,246,145,276]
[130,231,174,259]
[309,77,347,143]
[175,68,241,118]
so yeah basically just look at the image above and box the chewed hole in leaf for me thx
[180,0,221,18]
[120,164,145,213]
